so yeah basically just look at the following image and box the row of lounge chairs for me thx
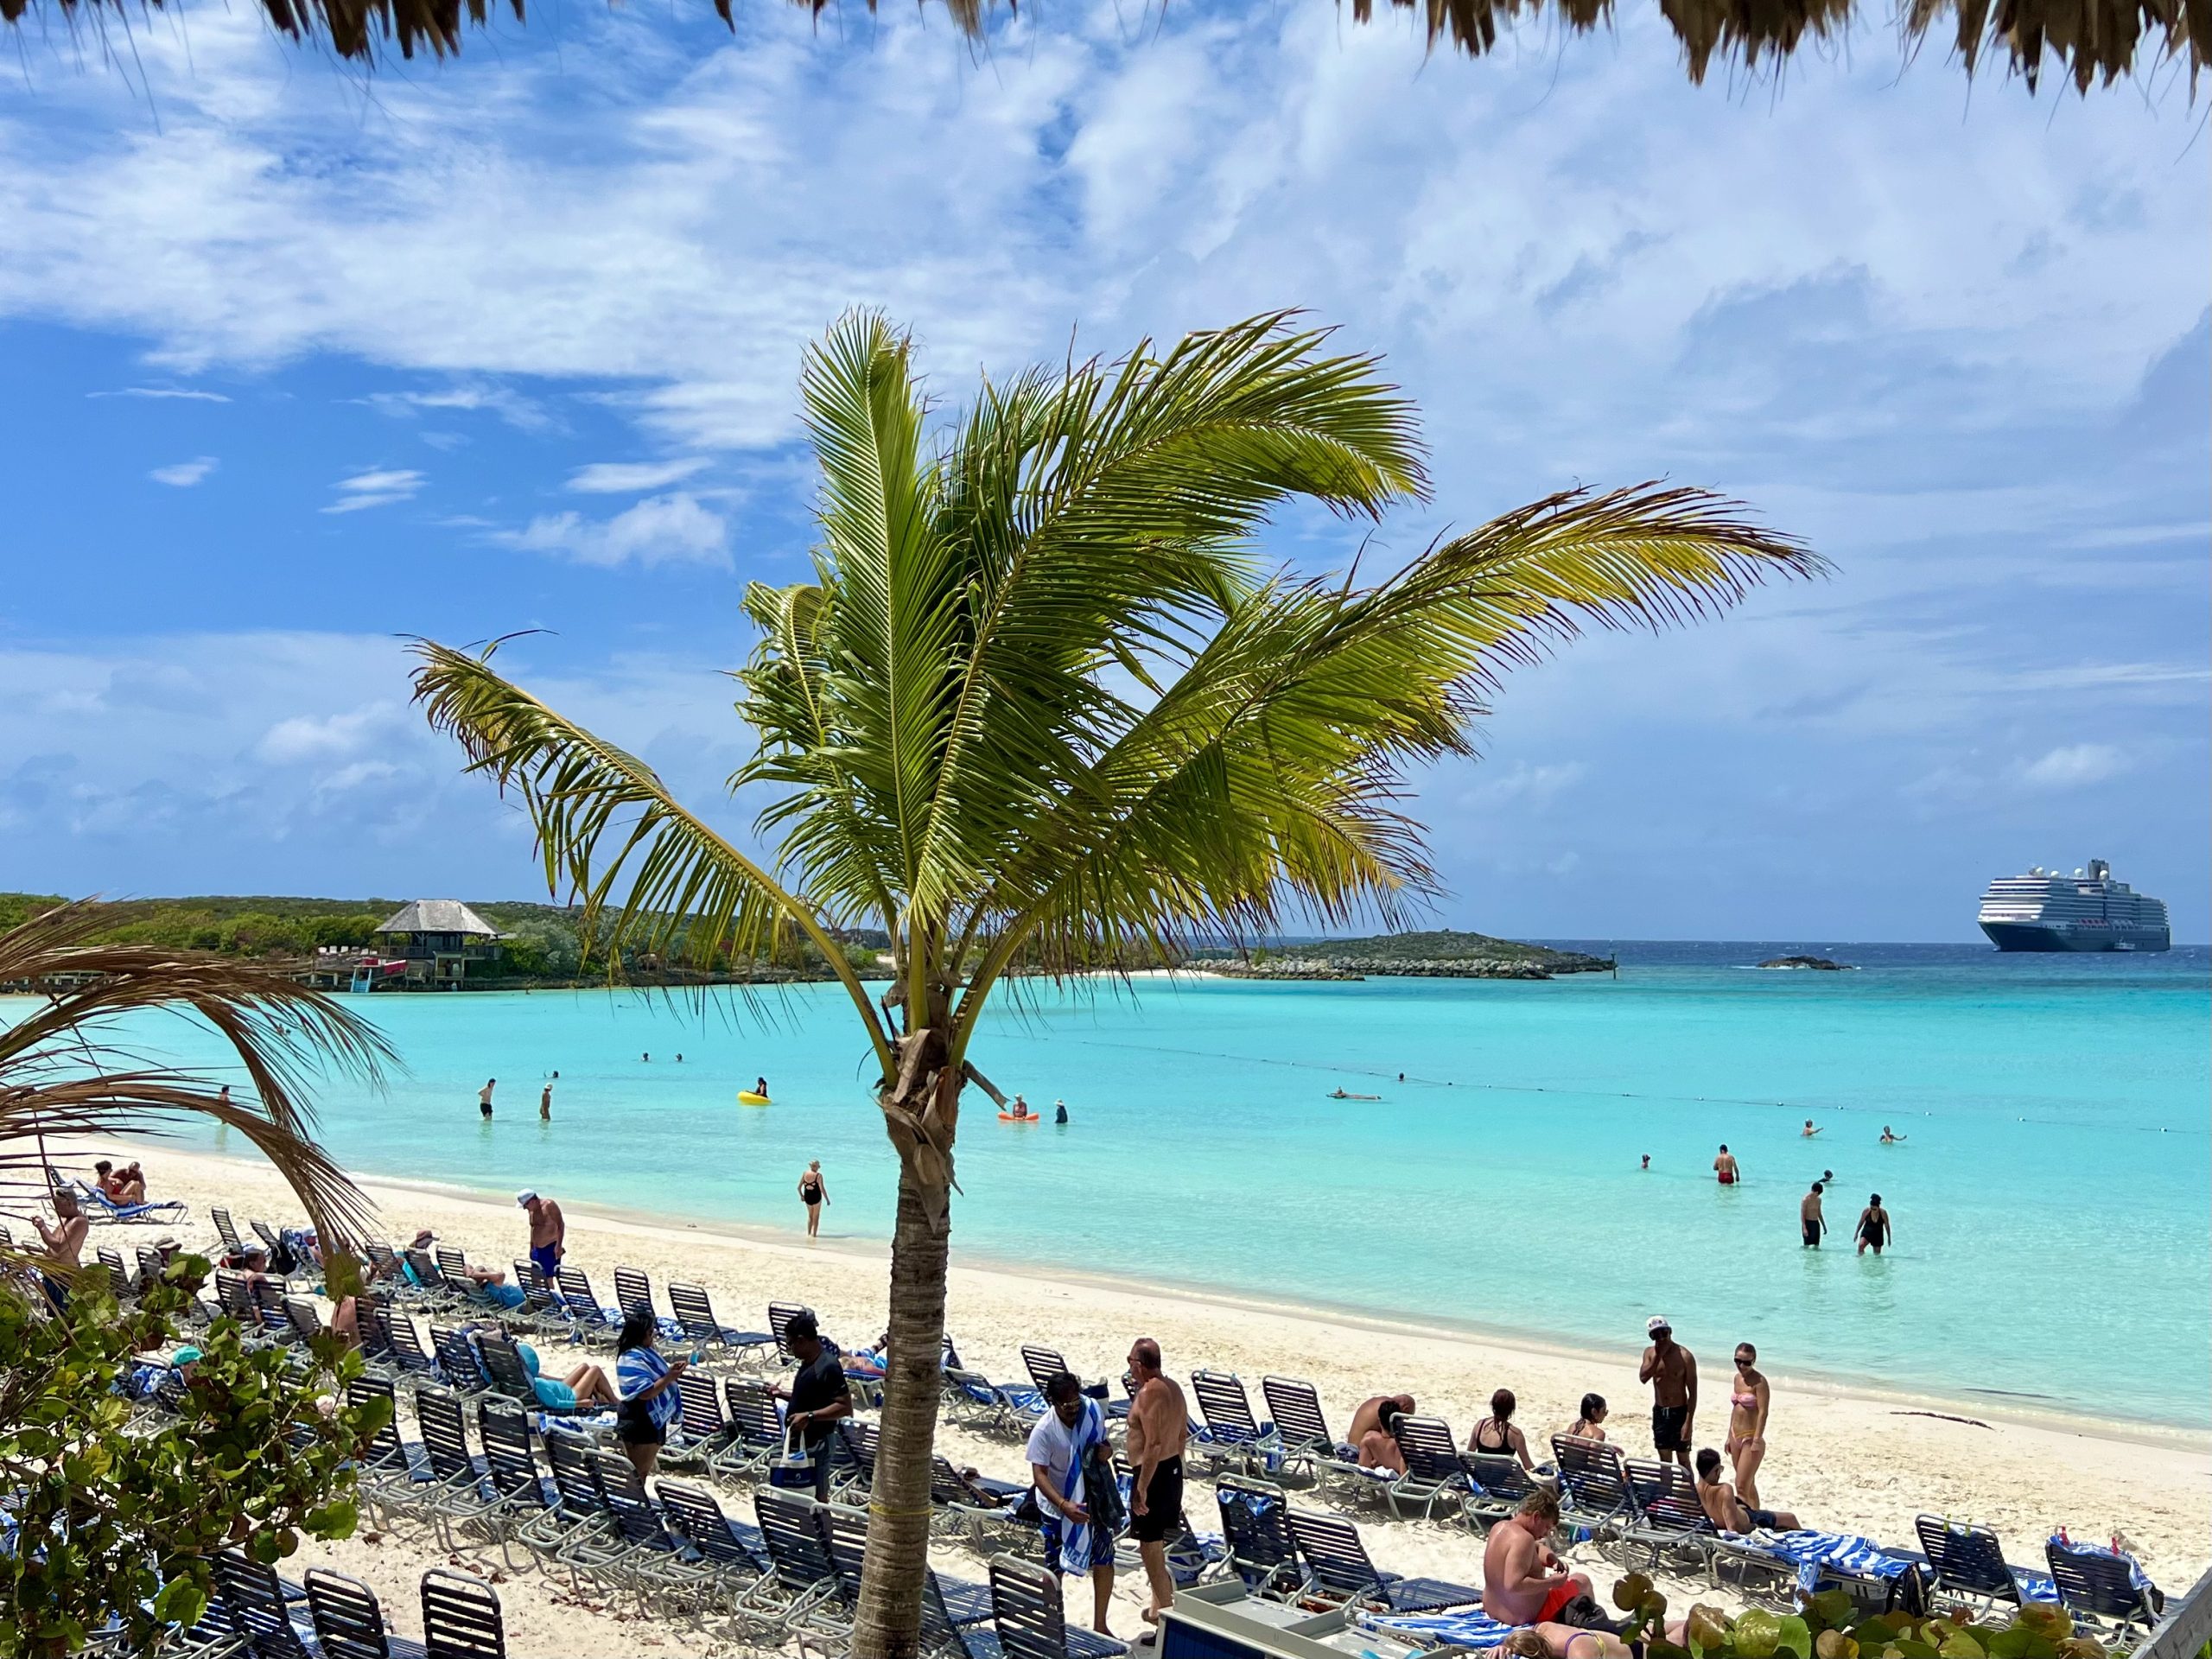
[349,1378,1123,1659]
[184,1556,505,1659]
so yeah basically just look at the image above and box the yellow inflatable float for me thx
[737,1090,771,1106]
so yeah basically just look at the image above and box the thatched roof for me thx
[374,899,501,937]
[3,0,2200,90]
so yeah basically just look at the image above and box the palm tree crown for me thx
[413,308,1821,1659]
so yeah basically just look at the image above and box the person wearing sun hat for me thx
[1637,1315,1697,1471]
[518,1189,564,1280]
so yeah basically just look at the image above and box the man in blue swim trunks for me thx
[518,1189,564,1281]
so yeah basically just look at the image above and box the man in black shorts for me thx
[1637,1315,1697,1471]
[776,1310,853,1500]
[1125,1337,1187,1639]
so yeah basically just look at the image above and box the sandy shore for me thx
[41,1139,2211,1657]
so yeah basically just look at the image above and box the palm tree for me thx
[410,308,1821,1659]
[1,899,389,1248]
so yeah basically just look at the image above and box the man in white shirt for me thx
[1025,1372,1116,1634]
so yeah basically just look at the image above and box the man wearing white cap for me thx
[1637,1316,1696,1471]
[518,1189,565,1281]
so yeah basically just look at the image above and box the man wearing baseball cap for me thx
[1637,1316,1697,1471]
[518,1189,565,1281]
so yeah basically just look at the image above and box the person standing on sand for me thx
[1027,1372,1117,1634]
[518,1190,565,1278]
[1713,1145,1739,1185]
[478,1078,496,1120]
[1800,1181,1827,1248]
[777,1311,853,1501]
[1638,1317,1696,1470]
[1856,1193,1892,1255]
[1125,1336,1188,1636]
[798,1160,828,1237]
[1725,1342,1773,1508]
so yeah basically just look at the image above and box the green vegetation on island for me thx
[1196,928,1613,980]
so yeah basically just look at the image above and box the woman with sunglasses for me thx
[1725,1343,1772,1510]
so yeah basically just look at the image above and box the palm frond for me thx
[409,636,897,1072]
[0,899,388,1243]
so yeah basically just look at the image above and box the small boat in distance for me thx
[1979,858,2170,953]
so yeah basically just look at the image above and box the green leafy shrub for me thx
[0,1258,385,1659]
[1613,1573,2115,1659]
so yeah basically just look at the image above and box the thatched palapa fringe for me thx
[0,0,2198,90]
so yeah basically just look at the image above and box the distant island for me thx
[1757,954,1853,970]
[1192,929,1614,982]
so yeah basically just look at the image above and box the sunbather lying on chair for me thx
[1695,1448,1799,1533]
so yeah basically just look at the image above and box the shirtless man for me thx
[518,1190,565,1279]
[1125,1338,1188,1633]
[479,1078,497,1120]
[1637,1317,1696,1470]
[1352,1395,1411,1474]
[1856,1193,1892,1255]
[1801,1119,1821,1138]
[34,1188,88,1312]
[1347,1391,1415,1447]
[1713,1145,1740,1185]
[1694,1447,1798,1532]
[1482,1488,1636,1656]
[540,1079,553,1121]
[1800,1181,1827,1249]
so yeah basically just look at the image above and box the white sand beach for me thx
[53,1140,2212,1657]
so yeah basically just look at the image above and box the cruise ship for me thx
[1978,858,2171,953]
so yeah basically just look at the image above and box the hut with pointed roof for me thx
[372,899,505,986]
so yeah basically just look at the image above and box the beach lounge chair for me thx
[1216,1476,1308,1600]
[2045,1539,2164,1637]
[420,1567,508,1659]
[1284,1508,1483,1613]
[1020,1343,1129,1421]
[386,1311,441,1379]
[74,1179,188,1227]
[818,1499,995,1626]
[720,1376,787,1478]
[1383,1415,1468,1522]
[475,1402,561,1571]
[667,1280,774,1366]
[348,1376,442,1530]
[211,1206,246,1255]
[430,1325,492,1395]
[305,1565,429,1659]
[662,1368,739,1470]
[988,1552,1128,1659]
[943,1368,1047,1437]
[556,1267,625,1344]
[612,1265,657,1319]
[415,1387,504,1548]
[1739,1531,1929,1617]
[208,1547,313,1659]
[570,1448,692,1606]
[94,1246,132,1300]
[656,1477,772,1600]
[1617,1460,1717,1573]
[251,1219,289,1260]
[1460,1452,1542,1532]
[1191,1370,1284,1479]
[1915,1516,2034,1613]
[282,1296,325,1345]
[771,1300,840,1362]
[1552,1435,1638,1542]
[926,1454,1031,1548]
[505,1260,571,1335]
[741,1488,847,1637]
[1260,1376,1360,1492]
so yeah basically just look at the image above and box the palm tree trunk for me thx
[851,1156,950,1659]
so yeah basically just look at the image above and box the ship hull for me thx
[1980,921,2171,954]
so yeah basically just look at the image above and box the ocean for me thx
[22,941,2209,1427]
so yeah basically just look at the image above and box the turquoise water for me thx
[20,943,2209,1426]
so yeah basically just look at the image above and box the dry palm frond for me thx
[1,0,2197,91]
[0,899,389,1246]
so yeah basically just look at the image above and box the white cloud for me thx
[1470,760,1589,805]
[257,702,399,763]
[493,492,728,569]
[149,456,218,486]
[93,386,232,403]
[324,468,424,513]
[2021,743,2132,790]
[567,457,711,493]
[363,385,554,432]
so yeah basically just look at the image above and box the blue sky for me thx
[1,1,2205,942]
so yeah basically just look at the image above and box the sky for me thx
[0,0,2205,943]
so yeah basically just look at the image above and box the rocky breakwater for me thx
[1204,932,1616,981]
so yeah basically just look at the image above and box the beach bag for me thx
[768,1424,819,1491]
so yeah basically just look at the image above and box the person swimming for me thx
[1880,1125,1906,1143]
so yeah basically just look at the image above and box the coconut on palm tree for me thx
[410,308,1821,1659]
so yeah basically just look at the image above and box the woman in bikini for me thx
[1567,1393,1609,1442]
[798,1160,829,1238]
[1725,1343,1771,1509]
[1468,1387,1538,1471]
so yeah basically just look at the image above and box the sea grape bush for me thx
[1613,1573,2118,1659]
[0,1256,385,1659]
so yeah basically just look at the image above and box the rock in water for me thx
[1757,955,1851,970]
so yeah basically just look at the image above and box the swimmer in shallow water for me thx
[1880,1125,1906,1143]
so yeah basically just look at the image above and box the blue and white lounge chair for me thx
[2045,1539,2164,1638]
[1385,1416,1470,1522]
[1216,1476,1308,1600]
[1191,1370,1284,1479]
[1285,1507,1483,1613]
[1915,1516,2046,1613]
[73,1179,187,1227]
[1359,1607,1526,1650]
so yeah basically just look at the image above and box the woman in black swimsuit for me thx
[1467,1388,1539,1472]
[798,1160,829,1238]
